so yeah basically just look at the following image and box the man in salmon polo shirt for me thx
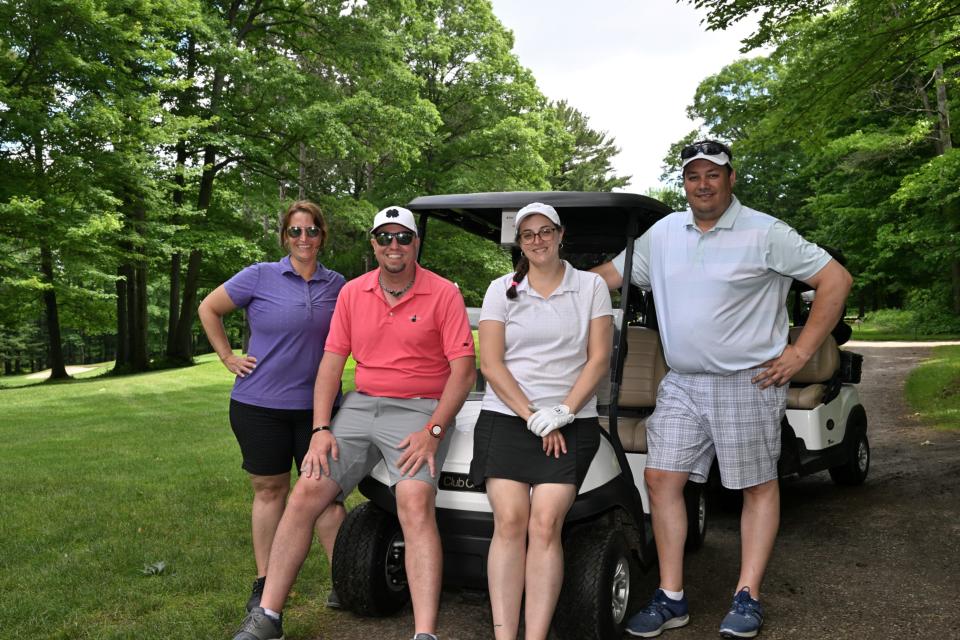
[232,205,477,640]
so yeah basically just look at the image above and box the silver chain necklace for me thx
[379,273,415,298]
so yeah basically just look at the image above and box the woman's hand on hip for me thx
[221,353,257,378]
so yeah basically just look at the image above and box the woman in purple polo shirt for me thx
[198,200,346,612]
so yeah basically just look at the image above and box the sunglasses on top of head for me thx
[373,230,416,246]
[287,225,321,238]
[680,141,732,160]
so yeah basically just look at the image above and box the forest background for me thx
[2,0,959,379]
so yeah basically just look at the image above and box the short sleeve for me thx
[438,285,476,361]
[223,263,262,309]
[323,286,353,356]
[589,273,614,319]
[609,231,651,290]
[765,222,831,282]
[479,278,508,323]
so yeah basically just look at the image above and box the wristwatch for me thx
[427,424,444,439]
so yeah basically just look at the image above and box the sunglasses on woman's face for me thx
[287,225,321,238]
[373,231,416,246]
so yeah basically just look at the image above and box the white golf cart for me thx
[329,192,867,640]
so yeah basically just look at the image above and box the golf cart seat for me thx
[785,326,840,409]
[597,327,667,453]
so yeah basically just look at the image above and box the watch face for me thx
[430,424,443,436]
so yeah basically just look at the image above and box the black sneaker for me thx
[325,588,341,609]
[246,576,266,613]
[233,607,284,640]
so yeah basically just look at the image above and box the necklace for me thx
[379,273,415,298]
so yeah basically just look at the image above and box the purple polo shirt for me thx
[224,256,345,410]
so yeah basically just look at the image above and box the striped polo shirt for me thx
[612,197,830,374]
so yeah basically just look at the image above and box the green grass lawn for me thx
[0,353,359,639]
[905,345,960,431]
[848,324,960,342]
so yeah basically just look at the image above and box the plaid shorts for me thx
[646,368,787,490]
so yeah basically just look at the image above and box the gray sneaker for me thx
[412,634,439,640]
[233,607,284,640]
[325,588,341,609]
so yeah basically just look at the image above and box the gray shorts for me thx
[326,392,452,501]
[646,368,787,490]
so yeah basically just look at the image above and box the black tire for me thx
[553,524,636,640]
[331,501,409,616]
[684,481,709,551]
[829,429,870,486]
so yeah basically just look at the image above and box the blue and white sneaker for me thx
[625,589,690,637]
[719,588,764,638]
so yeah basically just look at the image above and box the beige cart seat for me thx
[786,326,840,409]
[597,327,667,453]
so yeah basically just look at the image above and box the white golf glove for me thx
[527,404,574,436]
[527,407,554,436]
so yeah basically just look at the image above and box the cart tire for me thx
[553,525,636,640]
[331,501,409,616]
[829,430,870,486]
[684,481,709,551]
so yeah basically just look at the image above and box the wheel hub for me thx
[610,557,630,623]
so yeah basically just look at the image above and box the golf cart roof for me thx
[407,191,671,255]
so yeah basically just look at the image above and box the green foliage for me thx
[905,345,960,431]
[644,186,687,212]
[2,0,576,371]
[419,218,512,306]
[547,100,630,192]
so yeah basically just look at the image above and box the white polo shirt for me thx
[612,197,830,374]
[480,261,614,417]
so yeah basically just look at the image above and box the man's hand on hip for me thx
[396,428,441,478]
[753,343,810,388]
[301,430,338,479]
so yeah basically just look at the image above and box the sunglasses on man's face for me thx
[287,225,321,238]
[373,231,416,246]
[680,141,731,160]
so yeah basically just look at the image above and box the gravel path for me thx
[315,344,960,640]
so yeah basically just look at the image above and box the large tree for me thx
[547,100,631,192]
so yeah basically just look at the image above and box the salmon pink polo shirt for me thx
[324,264,475,399]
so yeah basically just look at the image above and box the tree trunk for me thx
[40,245,69,379]
[116,264,131,367]
[167,59,225,364]
[170,248,202,363]
[298,141,307,199]
[166,35,196,358]
[934,63,952,154]
[129,195,150,371]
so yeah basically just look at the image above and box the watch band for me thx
[311,426,331,435]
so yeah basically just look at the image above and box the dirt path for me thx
[316,345,960,639]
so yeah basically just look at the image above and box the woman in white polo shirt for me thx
[469,202,614,640]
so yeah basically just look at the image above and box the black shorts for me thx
[229,399,337,477]
[469,409,601,489]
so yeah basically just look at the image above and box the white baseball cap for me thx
[515,202,562,228]
[370,206,417,234]
[680,141,733,170]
